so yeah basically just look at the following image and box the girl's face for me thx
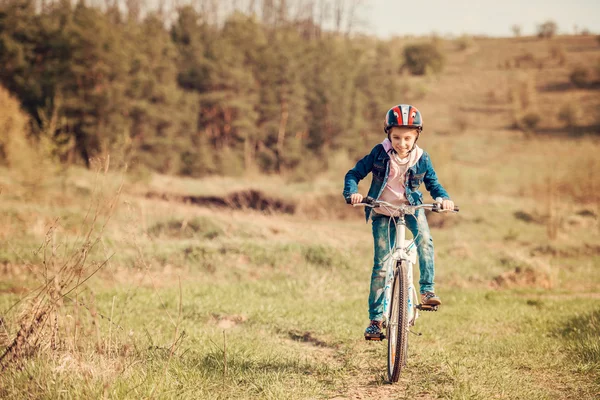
[389,127,419,158]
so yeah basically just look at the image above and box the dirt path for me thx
[324,340,438,400]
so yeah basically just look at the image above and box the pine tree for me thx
[124,13,195,174]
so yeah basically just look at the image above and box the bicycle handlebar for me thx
[351,196,459,213]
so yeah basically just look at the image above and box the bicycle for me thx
[354,196,459,382]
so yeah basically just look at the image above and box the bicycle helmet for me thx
[384,104,423,134]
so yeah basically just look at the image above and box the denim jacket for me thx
[343,143,451,221]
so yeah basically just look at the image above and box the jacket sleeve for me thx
[343,145,378,201]
[423,155,450,200]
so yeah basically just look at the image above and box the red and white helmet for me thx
[384,104,423,133]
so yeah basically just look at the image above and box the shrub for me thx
[453,114,469,133]
[403,43,445,75]
[537,20,558,39]
[148,217,223,239]
[520,112,541,131]
[514,52,536,68]
[570,65,590,88]
[558,103,580,128]
[549,45,566,65]
[486,89,498,104]
[508,77,537,110]
[455,35,473,51]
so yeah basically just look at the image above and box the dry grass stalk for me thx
[546,176,561,240]
[0,160,124,370]
[223,330,227,382]
[149,276,184,397]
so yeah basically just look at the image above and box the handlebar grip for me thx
[364,196,376,205]
[432,203,460,213]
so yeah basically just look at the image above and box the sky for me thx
[362,0,600,38]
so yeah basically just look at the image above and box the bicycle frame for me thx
[354,198,457,329]
[353,196,458,381]
[381,214,420,330]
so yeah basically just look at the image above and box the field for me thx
[1,34,600,399]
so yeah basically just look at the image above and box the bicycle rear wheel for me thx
[387,261,409,382]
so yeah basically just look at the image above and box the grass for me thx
[1,163,599,399]
[1,33,599,399]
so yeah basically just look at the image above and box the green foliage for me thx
[302,244,347,268]
[0,0,412,176]
[403,43,445,75]
[557,310,600,369]
[569,65,590,88]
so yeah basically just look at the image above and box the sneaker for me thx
[420,292,442,306]
[364,320,384,340]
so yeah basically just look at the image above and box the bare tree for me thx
[247,0,256,14]
[261,0,275,25]
[333,0,344,33]
[511,24,521,37]
[197,0,220,25]
[344,0,364,35]
[126,0,142,21]
[537,20,558,39]
[277,0,287,24]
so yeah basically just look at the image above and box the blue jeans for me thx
[368,210,435,321]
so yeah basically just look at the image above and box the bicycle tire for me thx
[387,261,409,382]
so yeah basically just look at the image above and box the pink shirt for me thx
[374,140,423,216]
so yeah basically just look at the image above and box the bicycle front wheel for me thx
[387,261,409,383]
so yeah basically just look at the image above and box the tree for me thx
[197,12,262,173]
[511,24,521,37]
[0,0,131,165]
[124,13,195,174]
[253,26,308,172]
[537,20,558,39]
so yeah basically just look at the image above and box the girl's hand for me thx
[441,199,454,211]
[350,193,364,204]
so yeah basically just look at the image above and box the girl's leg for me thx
[406,209,435,294]
[369,214,395,321]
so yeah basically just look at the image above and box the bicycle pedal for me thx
[364,334,386,341]
[416,304,439,312]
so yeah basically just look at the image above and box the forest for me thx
[0,0,434,176]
